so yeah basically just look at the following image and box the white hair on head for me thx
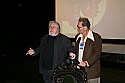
[49,21,60,30]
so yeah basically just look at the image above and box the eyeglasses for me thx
[49,26,58,28]
[77,25,83,29]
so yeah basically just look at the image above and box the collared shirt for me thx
[76,30,95,62]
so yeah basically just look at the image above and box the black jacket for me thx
[34,33,75,74]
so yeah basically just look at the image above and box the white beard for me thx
[49,32,58,36]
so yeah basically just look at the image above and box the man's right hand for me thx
[26,48,35,55]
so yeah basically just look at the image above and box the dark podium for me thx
[52,58,87,83]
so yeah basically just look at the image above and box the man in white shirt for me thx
[74,17,102,83]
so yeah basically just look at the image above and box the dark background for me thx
[1,0,55,56]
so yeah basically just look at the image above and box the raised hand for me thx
[26,48,35,55]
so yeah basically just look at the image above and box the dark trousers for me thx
[42,70,53,83]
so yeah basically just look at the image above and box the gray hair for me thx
[49,21,60,30]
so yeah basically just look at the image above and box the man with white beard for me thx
[26,21,75,83]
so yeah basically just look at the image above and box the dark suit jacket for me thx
[75,31,102,79]
[34,33,75,74]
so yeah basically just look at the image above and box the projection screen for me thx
[55,0,125,54]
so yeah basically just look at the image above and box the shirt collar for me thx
[76,30,95,42]
[87,30,95,41]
